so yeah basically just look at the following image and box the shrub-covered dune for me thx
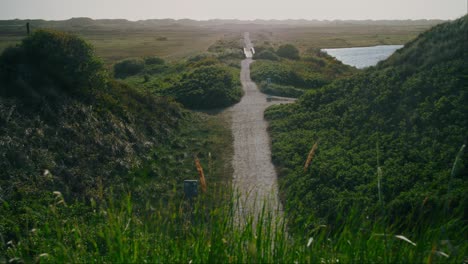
[0,30,230,241]
[265,16,467,236]
[251,44,356,98]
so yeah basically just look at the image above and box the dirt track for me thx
[223,33,295,218]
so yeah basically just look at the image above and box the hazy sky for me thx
[1,0,466,20]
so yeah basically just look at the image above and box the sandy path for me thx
[223,33,295,219]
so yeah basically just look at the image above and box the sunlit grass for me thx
[2,186,465,263]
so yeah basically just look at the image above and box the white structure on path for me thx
[243,32,255,58]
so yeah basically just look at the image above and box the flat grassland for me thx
[248,21,441,52]
[0,19,231,64]
[0,29,225,64]
[0,18,442,63]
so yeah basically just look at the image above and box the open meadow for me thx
[0,18,441,64]
[248,20,441,52]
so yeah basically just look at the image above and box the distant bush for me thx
[303,55,326,67]
[144,56,165,65]
[253,45,274,54]
[0,30,105,99]
[114,59,145,78]
[208,39,241,52]
[216,49,244,60]
[251,56,353,91]
[186,54,220,68]
[250,61,303,86]
[276,44,300,60]
[168,65,242,109]
[254,50,279,61]
[187,53,216,63]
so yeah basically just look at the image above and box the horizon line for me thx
[1,16,458,22]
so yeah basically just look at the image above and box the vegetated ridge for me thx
[0,30,231,243]
[265,16,467,236]
[251,42,356,97]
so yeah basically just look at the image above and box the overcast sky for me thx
[1,0,466,20]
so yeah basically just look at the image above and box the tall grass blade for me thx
[394,235,416,246]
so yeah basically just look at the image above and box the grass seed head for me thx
[195,155,207,193]
[304,141,319,172]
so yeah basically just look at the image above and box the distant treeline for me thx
[0,17,445,34]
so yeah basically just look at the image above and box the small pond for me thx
[321,45,404,69]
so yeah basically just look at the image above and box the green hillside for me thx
[0,30,232,246]
[265,16,467,236]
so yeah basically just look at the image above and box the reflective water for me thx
[322,45,404,69]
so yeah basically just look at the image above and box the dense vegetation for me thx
[113,58,145,78]
[251,46,356,97]
[116,44,243,109]
[265,16,467,251]
[1,19,466,263]
[0,30,105,99]
[206,38,244,62]
[276,44,300,60]
[169,65,242,109]
[0,18,441,65]
[0,30,233,258]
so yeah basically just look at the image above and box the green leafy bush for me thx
[168,65,242,109]
[251,61,301,86]
[251,50,355,97]
[251,60,338,89]
[114,58,145,78]
[254,50,279,61]
[185,53,222,67]
[276,44,300,60]
[0,30,105,99]
[144,56,165,65]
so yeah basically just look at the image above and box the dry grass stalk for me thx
[304,141,319,172]
[427,245,436,264]
[195,156,207,193]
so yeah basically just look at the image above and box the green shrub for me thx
[114,58,145,78]
[189,57,220,68]
[216,49,244,60]
[253,45,274,54]
[250,61,302,86]
[0,30,105,99]
[251,54,354,98]
[168,65,242,109]
[254,50,279,61]
[186,53,220,67]
[276,44,300,60]
[144,56,165,65]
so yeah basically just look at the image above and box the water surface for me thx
[322,45,403,69]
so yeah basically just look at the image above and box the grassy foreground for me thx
[2,188,464,263]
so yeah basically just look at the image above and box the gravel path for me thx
[224,32,295,219]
